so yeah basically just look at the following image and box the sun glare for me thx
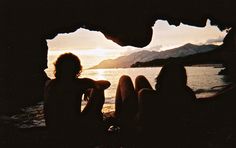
[93,48,107,57]
[93,69,106,80]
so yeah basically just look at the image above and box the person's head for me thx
[155,62,187,90]
[54,53,82,79]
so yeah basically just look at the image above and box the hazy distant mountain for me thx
[91,43,218,69]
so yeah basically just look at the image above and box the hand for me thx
[84,89,92,101]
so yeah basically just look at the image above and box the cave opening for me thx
[46,19,227,74]
[45,19,228,113]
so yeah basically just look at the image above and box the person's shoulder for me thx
[76,78,96,88]
[76,78,94,83]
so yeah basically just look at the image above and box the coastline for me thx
[88,64,224,70]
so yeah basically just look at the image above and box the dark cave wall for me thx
[0,30,49,113]
[0,7,50,113]
[1,0,236,114]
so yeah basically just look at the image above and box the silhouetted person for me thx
[44,53,110,146]
[139,62,197,147]
[114,62,197,147]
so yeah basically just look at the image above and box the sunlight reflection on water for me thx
[46,66,227,106]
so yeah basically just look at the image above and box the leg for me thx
[138,88,158,126]
[81,89,106,143]
[135,75,153,94]
[82,88,105,119]
[115,75,138,124]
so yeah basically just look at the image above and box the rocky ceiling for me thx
[1,0,236,114]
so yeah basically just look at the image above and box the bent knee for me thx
[119,75,132,82]
[135,75,146,83]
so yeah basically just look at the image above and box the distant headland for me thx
[91,43,219,69]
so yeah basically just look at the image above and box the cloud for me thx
[205,36,225,44]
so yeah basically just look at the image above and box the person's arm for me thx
[81,78,110,101]
[81,78,110,91]
[94,80,111,90]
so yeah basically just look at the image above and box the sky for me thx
[46,19,227,68]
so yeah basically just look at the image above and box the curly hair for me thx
[54,53,82,79]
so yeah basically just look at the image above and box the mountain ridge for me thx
[91,43,218,69]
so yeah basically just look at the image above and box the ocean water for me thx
[12,66,227,128]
